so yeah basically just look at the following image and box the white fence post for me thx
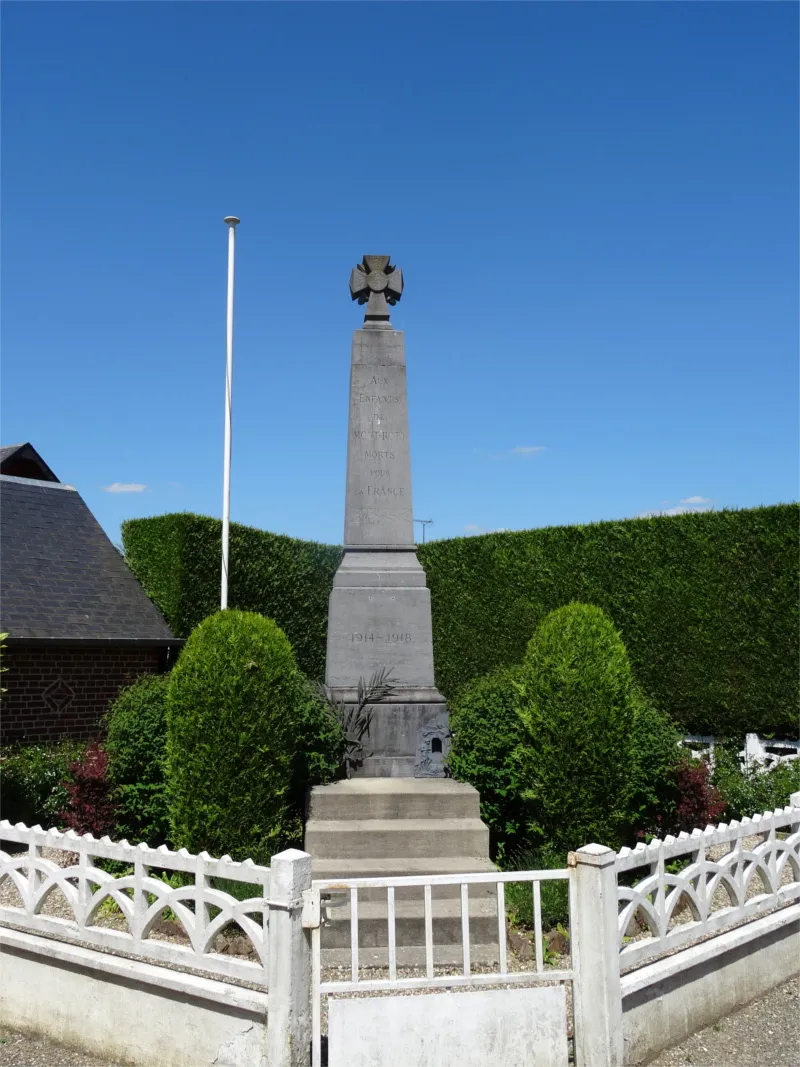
[265,848,313,1067]
[570,843,623,1067]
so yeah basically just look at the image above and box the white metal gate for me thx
[305,867,576,1067]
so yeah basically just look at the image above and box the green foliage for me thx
[448,666,526,860]
[0,633,8,694]
[712,747,800,821]
[515,603,640,851]
[315,667,397,777]
[288,678,347,811]
[105,673,171,846]
[123,504,799,736]
[502,845,570,931]
[122,513,341,682]
[165,610,341,864]
[628,691,682,836]
[423,505,799,738]
[0,742,86,828]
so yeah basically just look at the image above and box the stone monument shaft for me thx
[325,256,448,777]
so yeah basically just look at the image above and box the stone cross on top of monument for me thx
[349,255,403,325]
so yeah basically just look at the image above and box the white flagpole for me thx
[220,216,240,610]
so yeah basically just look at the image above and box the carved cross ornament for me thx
[349,255,403,324]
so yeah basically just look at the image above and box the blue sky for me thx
[2,1,797,546]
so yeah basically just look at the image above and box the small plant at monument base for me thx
[316,666,396,777]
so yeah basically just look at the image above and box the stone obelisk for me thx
[325,256,449,776]
[305,260,494,960]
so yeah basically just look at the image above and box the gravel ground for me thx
[0,1029,126,1067]
[643,978,800,1066]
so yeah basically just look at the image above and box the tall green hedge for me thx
[122,513,341,682]
[420,505,798,737]
[123,504,799,737]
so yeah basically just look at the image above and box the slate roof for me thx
[0,474,176,642]
[0,443,59,482]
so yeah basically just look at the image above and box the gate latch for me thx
[301,888,321,929]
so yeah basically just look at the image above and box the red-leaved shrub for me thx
[60,742,116,837]
[671,758,726,834]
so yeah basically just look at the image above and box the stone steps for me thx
[312,856,497,901]
[319,894,500,949]
[306,777,480,821]
[305,817,489,859]
[305,779,496,959]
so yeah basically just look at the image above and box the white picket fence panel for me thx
[0,820,272,984]
[615,803,800,969]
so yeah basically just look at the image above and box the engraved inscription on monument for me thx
[344,325,414,547]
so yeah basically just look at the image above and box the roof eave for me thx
[2,636,185,648]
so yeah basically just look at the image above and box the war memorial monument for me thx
[304,258,494,955]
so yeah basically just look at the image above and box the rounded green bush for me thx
[0,741,86,829]
[105,673,171,846]
[628,689,682,837]
[448,666,526,861]
[166,610,310,862]
[515,602,641,850]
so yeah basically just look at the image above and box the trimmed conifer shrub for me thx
[165,610,322,862]
[448,666,526,860]
[105,673,171,846]
[167,610,343,857]
[515,603,641,850]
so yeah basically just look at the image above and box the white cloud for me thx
[639,498,715,518]
[464,524,511,535]
[103,482,148,494]
[511,446,546,455]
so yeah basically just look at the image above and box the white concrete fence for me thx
[0,821,311,1067]
[614,793,800,1063]
[2,796,799,1066]
[680,731,800,770]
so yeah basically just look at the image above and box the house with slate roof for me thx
[0,444,181,743]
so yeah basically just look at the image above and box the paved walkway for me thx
[1,979,798,1066]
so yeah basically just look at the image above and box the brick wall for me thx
[1,645,168,744]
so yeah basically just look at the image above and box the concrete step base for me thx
[307,778,481,821]
[312,856,498,901]
[305,817,489,860]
